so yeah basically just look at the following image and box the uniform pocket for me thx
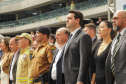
[36,56,42,63]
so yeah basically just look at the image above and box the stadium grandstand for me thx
[0,0,114,36]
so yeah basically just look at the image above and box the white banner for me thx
[116,0,126,11]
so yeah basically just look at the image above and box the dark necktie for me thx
[111,34,121,75]
[66,34,73,45]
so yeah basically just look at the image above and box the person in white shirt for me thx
[9,37,19,84]
[48,27,70,84]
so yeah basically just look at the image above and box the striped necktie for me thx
[111,34,121,76]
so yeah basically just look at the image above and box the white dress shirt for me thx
[10,51,18,80]
[51,46,64,80]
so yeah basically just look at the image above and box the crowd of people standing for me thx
[0,10,125,84]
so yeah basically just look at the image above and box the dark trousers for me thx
[111,73,115,84]
[62,74,65,84]
[53,74,65,84]
[9,80,15,84]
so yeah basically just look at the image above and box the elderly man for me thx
[106,10,126,84]
[48,27,70,84]
[9,37,20,84]
[16,33,33,84]
[30,26,56,84]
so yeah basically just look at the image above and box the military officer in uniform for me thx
[16,33,33,84]
[30,26,56,84]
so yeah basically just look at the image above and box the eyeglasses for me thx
[112,17,126,21]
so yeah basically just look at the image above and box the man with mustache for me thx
[106,10,126,84]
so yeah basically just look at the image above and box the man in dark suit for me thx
[63,10,92,84]
[9,37,20,84]
[83,23,101,84]
[48,27,70,84]
[106,10,126,84]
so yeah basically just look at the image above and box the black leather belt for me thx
[33,74,45,84]
[33,77,41,83]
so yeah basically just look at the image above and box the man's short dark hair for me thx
[69,10,83,26]
[84,23,96,33]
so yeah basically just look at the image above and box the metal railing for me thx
[0,0,108,29]
[0,0,24,6]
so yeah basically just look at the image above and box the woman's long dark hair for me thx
[3,36,11,52]
[102,20,116,40]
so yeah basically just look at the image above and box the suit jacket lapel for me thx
[106,50,111,70]
[9,50,20,74]
[111,38,116,47]
[57,47,64,61]
[92,37,97,50]
[114,31,126,55]
[14,50,20,66]
[71,29,81,42]
[92,37,96,45]
[50,48,59,67]
[9,54,14,72]
[63,29,82,57]
[53,48,59,60]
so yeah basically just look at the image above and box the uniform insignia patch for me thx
[51,47,55,54]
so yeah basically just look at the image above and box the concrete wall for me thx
[0,0,62,14]
[0,4,108,35]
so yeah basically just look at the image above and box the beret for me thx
[37,26,51,35]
